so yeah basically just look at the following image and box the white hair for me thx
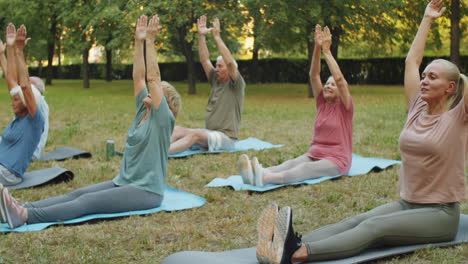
[29,76,45,94]
[216,55,238,68]
[10,85,42,107]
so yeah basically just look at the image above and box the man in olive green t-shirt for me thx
[169,16,245,155]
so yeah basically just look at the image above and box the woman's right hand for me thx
[424,0,446,21]
[321,26,332,52]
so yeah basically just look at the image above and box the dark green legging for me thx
[303,200,460,261]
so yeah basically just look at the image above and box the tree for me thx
[450,0,461,67]
[61,0,96,88]
[143,0,244,94]
[93,0,134,82]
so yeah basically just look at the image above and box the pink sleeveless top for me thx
[307,91,353,174]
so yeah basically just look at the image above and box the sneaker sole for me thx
[270,207,291,264]
[0,189,6,224]
[256,203,279,263]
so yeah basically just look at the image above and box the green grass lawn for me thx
[0,80,466,263]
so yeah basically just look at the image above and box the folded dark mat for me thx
[162,214,468,264]
[39,147,92,161]
[9,167,74,190]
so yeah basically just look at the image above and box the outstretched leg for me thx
[169,128,208,154]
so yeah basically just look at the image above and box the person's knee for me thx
[191,130,208,145]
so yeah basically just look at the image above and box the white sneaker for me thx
[252,157,264,187]
[238,154,253,185]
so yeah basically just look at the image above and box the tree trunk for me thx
[106,48,112,82]
[450,0,460,68]
[306,23,314,98]
[46,15,57,85]
[57,37,62,79]
[82,34,90,88]
[251,13,261,84]
[185,43,196,95]
[177,26,196,94]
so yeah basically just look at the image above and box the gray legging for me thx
[302,200,460,261]
[265,155,340,184]
[25,181,162,224]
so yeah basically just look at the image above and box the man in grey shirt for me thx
[169,16,245,154]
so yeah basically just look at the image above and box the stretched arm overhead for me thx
[197,16,214,79]
[133,15,147,97]
[212,18,238,81]
[322,26,351,110]
[15,25,37,116]
[0,39,7,77]
[405,0,446,106]
[145,15,164,109]
[5,23,18,91]
[309,24,323,98]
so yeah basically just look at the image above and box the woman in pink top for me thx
[254,1,468,264]
[238,25,353,187]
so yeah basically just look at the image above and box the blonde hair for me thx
[161,81,181,118]
[429,59,466,109]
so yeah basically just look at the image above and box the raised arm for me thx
[5,23,18,91]
[309,24,323,98]
[133,15,147,97]
[322,26,351,110]
[15,25,37,116]
[405,0,446,105]
[145,15,164,109]
[212,18,238,81]
[197,16,214,79]
[0,39,7,77]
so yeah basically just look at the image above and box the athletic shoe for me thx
[252,157,264,187]
[0,184,6,223]
[270,206,302,264]
[238,154,253,184]
[0,183,5,223]
[2,188,27,229]
[256,203,279,263]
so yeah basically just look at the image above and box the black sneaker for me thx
[271,206,302,264]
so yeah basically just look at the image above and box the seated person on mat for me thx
[169,16,245,154]
[0,24,44,187]
[238,24,353,187]
[255,1,467,263]
[0,15,181,229]
[0,39,49,160]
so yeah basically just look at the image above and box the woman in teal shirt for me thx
[0,15,181,229]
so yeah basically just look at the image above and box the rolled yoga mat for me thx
[9,167,74,190]
[161,214,468,264]
[39,147,92,161]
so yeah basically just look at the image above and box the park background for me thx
[0,0,467,263]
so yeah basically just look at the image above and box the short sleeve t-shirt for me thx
[0,110,44,177]
[307,91,354,174]
[398,93,467,203]
[204,70,245,139]
[113,89,175,196]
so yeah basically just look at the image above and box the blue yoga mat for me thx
[161,215,468,264]
[0,186,205,232]
[205,154,401,192]
[169,137,283,158]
